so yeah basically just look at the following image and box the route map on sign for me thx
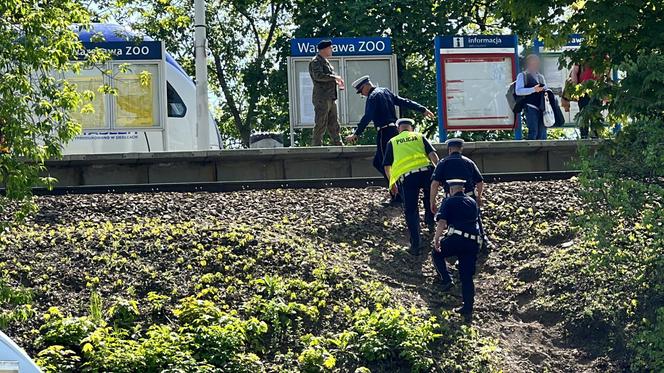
[443,55,514,129]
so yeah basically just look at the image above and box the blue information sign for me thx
[290,37,392,57]
[77,41,163,61]
[439,35,517,49]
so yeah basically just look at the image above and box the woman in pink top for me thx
[563,64,599,138]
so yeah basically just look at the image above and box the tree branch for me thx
[210,41,243,131]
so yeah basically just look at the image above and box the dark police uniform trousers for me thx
[374,125,399,178]
[432,191,481,313]
[432,235,479,311]
[398,167,435,249]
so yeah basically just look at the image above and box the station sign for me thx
[78,41,163,61]
[290,37,392,57]
[441,35,517,51]
[534,34,584,51]
[434,35,520,141]
[287,37,398,145]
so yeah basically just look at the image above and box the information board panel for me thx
[434,35,519,141]
[344,58,394,124]
[443,55,514,129]
[289,58,341,127]
[287,37,398,145]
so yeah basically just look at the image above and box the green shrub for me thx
[298,335,337,372]
[630,307,664,372]
[351,306,441,371]
[36,307,97,349]
[35,345,81,373]
[107,297,140,329]
[541,119,664,367]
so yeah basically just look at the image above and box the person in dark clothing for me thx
[383,118,439,255]
[430,138,492,250]
[516,54,548,140]
[432,179,481,322]
[346,75,434,204]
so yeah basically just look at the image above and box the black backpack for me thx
[506,72,527,113]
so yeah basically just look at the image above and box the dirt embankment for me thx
[1,181,624,371]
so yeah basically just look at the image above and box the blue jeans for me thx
[525,106,547,140]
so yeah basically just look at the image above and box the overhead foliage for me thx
[0,0,91,217]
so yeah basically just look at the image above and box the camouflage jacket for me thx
[308,54,337,102]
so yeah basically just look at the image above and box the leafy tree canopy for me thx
[0,0,91,216]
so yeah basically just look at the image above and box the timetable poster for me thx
[442,55,515,130]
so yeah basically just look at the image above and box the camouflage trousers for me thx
[311,99,342,146]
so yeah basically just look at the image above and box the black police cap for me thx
[317,40,332,50]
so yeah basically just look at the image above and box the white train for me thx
[64,24,221,154]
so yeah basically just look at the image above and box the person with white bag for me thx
[515,54,549,140]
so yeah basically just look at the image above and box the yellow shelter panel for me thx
[67,73,106,129]
[114,64,160,128]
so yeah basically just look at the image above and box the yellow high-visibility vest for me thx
[388,131,431,188]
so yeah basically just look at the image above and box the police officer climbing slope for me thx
[383,119,440,255]
[346,75,435,205]
[308,40,344,146]
[432,179,481,322]
[429,138,493,250]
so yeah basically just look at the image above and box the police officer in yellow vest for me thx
[383,118,440,255]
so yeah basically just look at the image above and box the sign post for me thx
[287,37,398,146]
[434,35,520,142]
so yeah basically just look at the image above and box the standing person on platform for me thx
[516,54,548,140]
[562,63,600,139]
[308,40,344,146]
[432,179,482,322]
[383,118,439,255]
[429,138,493,250]
[346,75,435,205]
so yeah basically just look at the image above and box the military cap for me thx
[445,179,466,187]
[396,118,415,127]
[317,39,332,50]
[445,138,464,147]
[352,75,371,93]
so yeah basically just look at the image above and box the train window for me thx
[112,63,161,128]
[167,82,186,118]
[64,68,108,129]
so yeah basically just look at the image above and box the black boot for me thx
[440,280,454,292]
[454,306,473,323]
[407,244,422,256]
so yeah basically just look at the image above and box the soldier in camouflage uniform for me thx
[308,40,344,146]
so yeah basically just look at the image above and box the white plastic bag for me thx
[543,93,556,127]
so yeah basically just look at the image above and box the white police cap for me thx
[445,138,464,147]
[396,118,415,127]
[446,179,466,187]
[352,75,371,93]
